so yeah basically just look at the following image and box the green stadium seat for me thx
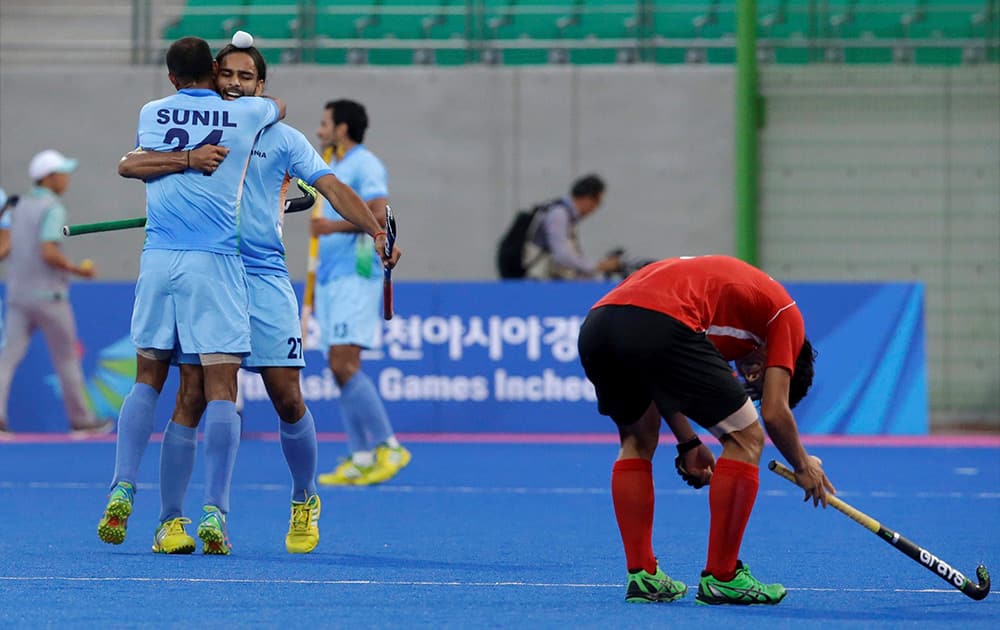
[241,0,302,63]
[162,0,988,66]
[163,0,249,42]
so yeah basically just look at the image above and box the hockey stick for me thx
[382,204,396,321]
[768,460,990,601]
[63,217,146,237]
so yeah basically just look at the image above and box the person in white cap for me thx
[0,150,110,435]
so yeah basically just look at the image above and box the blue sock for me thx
[340,371,392,453]
[203,400,241,515]
[111,383,158,489]
[280,408,318,501]
[158,420,198,523]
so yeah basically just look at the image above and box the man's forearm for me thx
[761,409,809,470]
[664,412,699,443]
[119,149,188,181]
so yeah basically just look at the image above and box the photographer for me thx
[523,174,623,280]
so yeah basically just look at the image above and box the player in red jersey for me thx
[577,254,835,605]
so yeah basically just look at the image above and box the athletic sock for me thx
[611,458,658,575]
[110,383,159,488]
[339,371,394,448]
[383,435,401,449]
[203,400,241,515]
[705,457,760,581]
[158,420,198,522]
[280,408,318,501]
[351,450,375,467]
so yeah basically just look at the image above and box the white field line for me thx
[0,481,997,500]
[0,575,990,596]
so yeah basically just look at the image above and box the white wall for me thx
[0,65,736,281]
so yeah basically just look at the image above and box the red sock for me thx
[704,458,760,581]
[611,458,657,574]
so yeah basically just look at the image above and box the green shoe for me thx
[197,505,232,555]
[625,566,687,603]
[695,561,787,605]
[97,481,135,544]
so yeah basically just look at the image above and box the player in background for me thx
[116,34,399,554]
[577,255,835,605]
[97,36,285,554]
[310,100,410,486]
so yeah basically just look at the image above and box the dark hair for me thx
[789,338,817,409]
[571,174,605,199]
[215,44,268,83]
[326,99,368,143]
[166,37,214,83]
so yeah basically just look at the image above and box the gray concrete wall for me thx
[758,66,1000,425]
[0,65,736,280]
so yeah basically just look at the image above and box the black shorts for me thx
[577,304,748,429]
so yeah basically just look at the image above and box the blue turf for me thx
[0,442,997,628]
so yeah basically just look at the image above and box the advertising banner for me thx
[0,281,927,434]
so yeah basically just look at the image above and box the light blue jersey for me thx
[316,144,388,283]
[242,123,332,276]
[136,88,279,254]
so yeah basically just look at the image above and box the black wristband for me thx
[676,436,702,456]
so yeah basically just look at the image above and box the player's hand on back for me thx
[189,144,229,174]
[794,454,836,508]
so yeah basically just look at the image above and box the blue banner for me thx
[0,281,928,434]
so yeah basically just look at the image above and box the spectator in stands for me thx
[523,174,623,280]
[0,150,110,435]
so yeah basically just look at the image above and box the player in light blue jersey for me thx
[98,37,287,553]
[113,36,399,554]
[310,100,411,487]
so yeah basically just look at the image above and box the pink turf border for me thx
[2,432,998,447]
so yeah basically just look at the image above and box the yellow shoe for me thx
[317,458,376,486]
[152,517,196,554]
[365,445,412,484]
[376,444,412,471]
[285,494,321,554]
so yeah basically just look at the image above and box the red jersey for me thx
[593,255,805,373]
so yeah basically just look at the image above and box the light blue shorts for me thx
[315,275,382,350]
[131,249,250,356]
[175,273,304,371]
[243,273,305,371]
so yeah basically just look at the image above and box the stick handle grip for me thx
[63,217,146,236]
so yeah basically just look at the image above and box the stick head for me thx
[384,204,397,256]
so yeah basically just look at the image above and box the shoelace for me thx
[162,518,192,538]
[290,504,311,531]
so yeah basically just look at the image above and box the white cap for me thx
[29,149,78,181]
